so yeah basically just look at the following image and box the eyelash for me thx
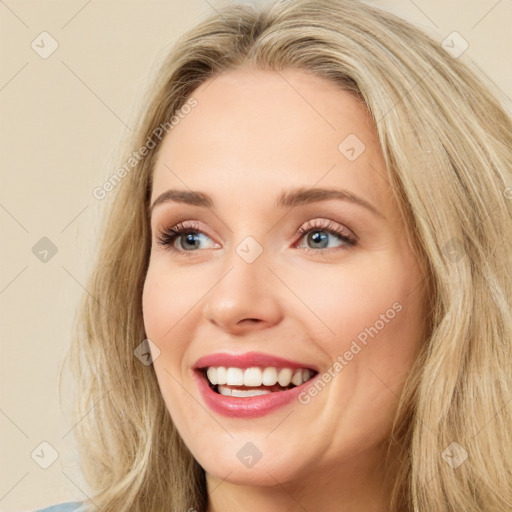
[295,219,357,253]
[155,219,357,256]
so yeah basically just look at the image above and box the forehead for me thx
[151,67,395,218]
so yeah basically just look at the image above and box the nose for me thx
[201,250,284,335]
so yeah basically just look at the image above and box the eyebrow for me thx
[149,186,383,218]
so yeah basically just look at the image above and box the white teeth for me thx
[244,367,262,386]
[204,365,315,388]
[302,369,312,382]
[218,385,232,396]
[262,367,278,386]
[218,385,272,397]
[291,369,303,386]
[207,367,217,385]
[231,387,272,397]
[219,386,272,398]
[277,368,293,386]
[226,367,244,386]
[216,367,227,385]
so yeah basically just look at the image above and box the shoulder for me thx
[32,501,85,512]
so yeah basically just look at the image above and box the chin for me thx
[202,458,297,487]
[188,436,314,488]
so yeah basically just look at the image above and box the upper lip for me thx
[194,351,318,371]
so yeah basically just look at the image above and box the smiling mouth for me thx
[201,366,318,397]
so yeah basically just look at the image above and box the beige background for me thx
[0,1,510,510]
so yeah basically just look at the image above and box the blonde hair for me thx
[66,0,512,510]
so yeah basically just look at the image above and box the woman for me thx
[38,0,512,510]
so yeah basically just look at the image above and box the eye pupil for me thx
[308,231,328,248]
[182,233,200,249]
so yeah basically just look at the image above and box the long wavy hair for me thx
[65,0,512,510]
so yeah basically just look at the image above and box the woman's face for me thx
[143,67,428,487]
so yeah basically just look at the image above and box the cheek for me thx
[290,256,424,441]
[142,268,170,342]
[286,257,409,336]
[141,264,202,427]
[287,252,425,376]
[141,262,192,382]
[142,260,204,343]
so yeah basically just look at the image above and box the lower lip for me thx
[193,370,315,418]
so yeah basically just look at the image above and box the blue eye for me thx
[156,221,217,252]
[298,230,344,249]
[294,219,356,252]
[156,219,356,255]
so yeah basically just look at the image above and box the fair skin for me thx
[142,67,428,512]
